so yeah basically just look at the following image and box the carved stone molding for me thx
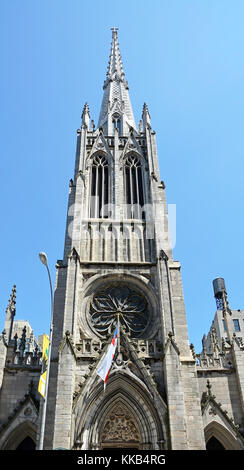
[100,403,141,447]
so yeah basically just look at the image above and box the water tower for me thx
[212,278,226,310]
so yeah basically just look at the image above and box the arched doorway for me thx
[204,421,241,450]
[1,421,37,450]
[73,373,167,450]
[100,402,142,449]
[16,436,36,450]
[206,436,225,450]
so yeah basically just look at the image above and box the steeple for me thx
[107,28,125,80]
[97,28,136,135]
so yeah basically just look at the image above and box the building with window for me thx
[204,308,244,353]
[202,278,244,353]
[0,29,244,451]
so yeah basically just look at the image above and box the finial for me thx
[81,102,90,117]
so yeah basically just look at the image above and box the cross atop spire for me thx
[111,27,118,38]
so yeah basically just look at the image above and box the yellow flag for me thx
[38,334,50,398]
[38,371,47,398]
[42,334,49,362]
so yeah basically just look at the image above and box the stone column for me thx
[52,336,76,450]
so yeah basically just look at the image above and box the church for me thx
[0,29,244,451]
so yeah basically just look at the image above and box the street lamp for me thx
[39,252,47,265]
[38,252,54,450]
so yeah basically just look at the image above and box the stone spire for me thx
[106,28,125,81]
[97,28,136,134]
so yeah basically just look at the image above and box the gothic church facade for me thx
[0,30,244,450]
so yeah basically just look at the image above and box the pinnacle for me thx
[82,102,90,115]
[142,103,150,116]
[142,102,151,128]
[6,285,16,312]
[81,102,90,128]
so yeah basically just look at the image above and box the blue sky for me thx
[0,0,244,352]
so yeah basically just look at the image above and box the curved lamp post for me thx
[38,252,54,450]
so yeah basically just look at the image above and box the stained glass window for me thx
[124,156,144,219]
[90,155,109,218]
[89,284,149,337]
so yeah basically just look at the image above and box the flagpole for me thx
[117,311,120,354]
[38,252,54,450]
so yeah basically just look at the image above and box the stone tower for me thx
[44,28,206,450]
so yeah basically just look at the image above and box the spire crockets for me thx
[107,27,125,81]
[98,28,136,135]
[5,284,16,342]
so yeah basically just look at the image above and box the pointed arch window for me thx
[112,116,121,135]
[90,155,109,218]
[124,155,144,219]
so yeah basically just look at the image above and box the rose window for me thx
[89,284,149,337]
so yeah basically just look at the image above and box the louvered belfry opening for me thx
[90,155,109,219]
[125,155,144,219]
